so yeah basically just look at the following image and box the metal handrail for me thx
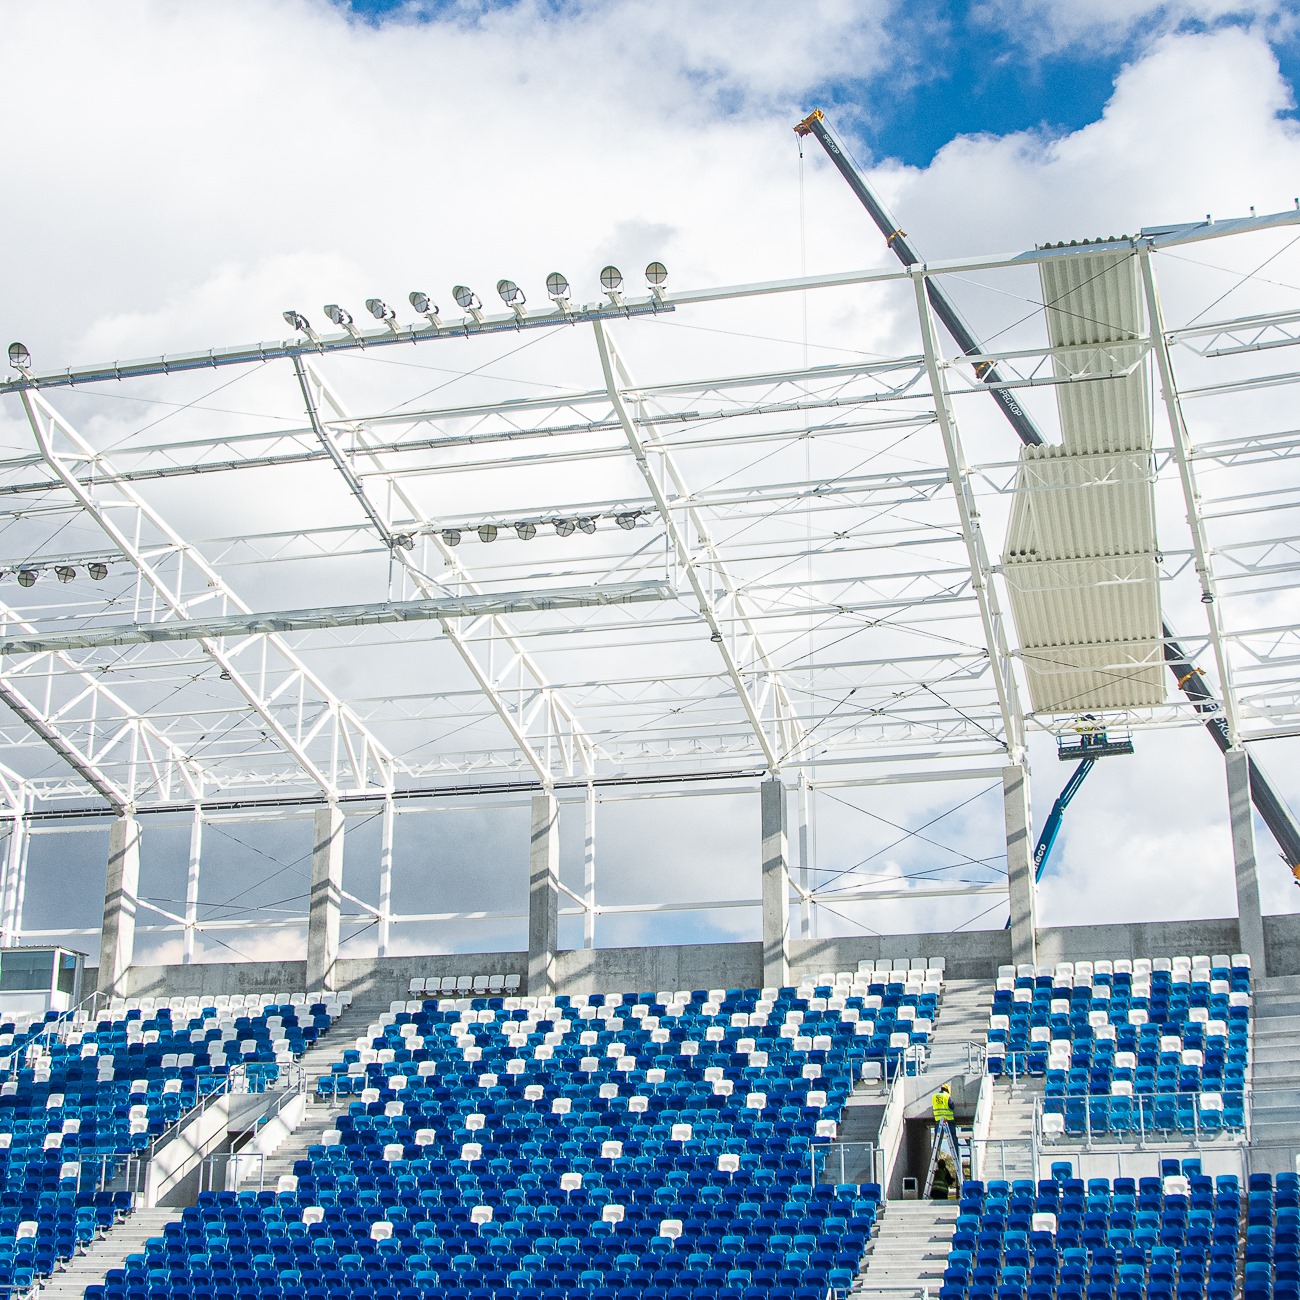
[1035,1088,1251,1147]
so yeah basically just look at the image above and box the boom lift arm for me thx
[795,108,1300,884]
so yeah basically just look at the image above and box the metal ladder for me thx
[922,1118,964,1198]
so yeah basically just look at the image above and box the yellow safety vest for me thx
[932,1092,955,1122]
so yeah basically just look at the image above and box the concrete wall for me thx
[88,912,1300,1002]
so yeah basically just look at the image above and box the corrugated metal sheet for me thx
[1000,248,1165,714]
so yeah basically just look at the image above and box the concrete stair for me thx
[852,1200,958,1298]
[983,1078,1040,1182]
[250,1101,346,1193]
[35,1208,179,1299]
[1248,974,1300,1175]
[925,980,993,1081]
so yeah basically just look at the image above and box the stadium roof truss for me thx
[0,207,1297,829]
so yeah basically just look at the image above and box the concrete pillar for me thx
[1003,764,1037,967]
[1,807,27,946]
[583,784,596,950]
[528,793,560,996]
[98,815,142,998]
[183,807,202,965]
[377,795,394,960]
[1226,748,1267,975]
[761,778,790,989]
[306,804,345,992]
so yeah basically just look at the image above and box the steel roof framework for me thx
[0,211,1298,947]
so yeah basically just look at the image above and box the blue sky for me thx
[337,0,1300,168]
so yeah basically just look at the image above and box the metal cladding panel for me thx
[1001,245,1164,714]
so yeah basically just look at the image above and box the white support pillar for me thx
[1,803,27,947]
[528,793,560,996]
[377,795,394,960]
[583,784,596,950]
[1226,748,1267,975]
[1003,764,1037,967]
[183,807,202,965]
[9,822,29,951]
[306,804,345,993]
[797,775,814,940]
[98,815,141,998]
[762,778,791,989]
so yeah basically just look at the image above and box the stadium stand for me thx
[0,993,341,1295]
[1244,1171,1300,1300]
[82,972,959,1300]
[984,956,1252,1141]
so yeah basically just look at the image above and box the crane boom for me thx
[795,108,1300,883]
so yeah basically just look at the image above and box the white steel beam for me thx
[1137,250,1241,745]
[20,389,396,798]
[593,321,807,772]
[911,270,1025,759]
[295,360,601,788]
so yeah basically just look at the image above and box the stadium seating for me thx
[985,957,1251,1140]
[940,1167,1244,1300]
[1242,1171,1300,1300]
[0,992,338,1294]
[89,976,945,1300]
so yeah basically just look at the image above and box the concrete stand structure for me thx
[98,816,141,998]
[761,778,790,989]
[528,793,560,997]
[1003,765,1037,967]
[306,805,344,993]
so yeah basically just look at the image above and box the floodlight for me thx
[545,273,570,303]
[577,516,597,535]
[283,310,317,339]
[16,570,36,587]
[477,524,499,544]
[615,512,639,530]
[554,518,576,538]
[453,285,480,310]
[497,280,524,307]
[87,562,108,581]
[600,266,623,292]
[710,630,724,644]
[441,528,462,547]
[409,291,442,327]
[323,303,353,328]
[392,533,415,551]
[54,566,75,583]
[645,261,668,286]
[515,522,537,541]
[7,342,30,371]
[366,298,396,323]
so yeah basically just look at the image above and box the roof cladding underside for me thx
[1003,249,1166,714]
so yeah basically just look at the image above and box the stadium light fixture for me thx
[7,342,31,372]
[615,512,639,531]
[577,517,597,535]
[283,310,320,344]
[545,273,571,310]
[515,522,537,541]
[477,524,499,544]
[409,291,442,328]
[441,528,462,547]
[16,570,36,587]
[453,285,485,324]
[497,280,526,320]
[324,304,362,339]
[646,261,668,303]
[366,298,400,334]
[87,562,108,581]
[392,533,415,552]
[54,566,75,583]
[600,265,624,306]
[554,518,576,538]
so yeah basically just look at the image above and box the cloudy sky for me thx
[2,0,1299,965]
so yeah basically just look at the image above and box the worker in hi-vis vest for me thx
[932,1083,955,1122]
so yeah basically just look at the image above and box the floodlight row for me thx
[1,561,110,587]
[283,263,668,340]
[434,511,648,547]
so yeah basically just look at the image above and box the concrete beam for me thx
[1003,764,1037,966]
[1227,748,1267,975]
[306,804,345,992]
[762,778,790,988]
[98,816,142,998]
[528,793,560,997]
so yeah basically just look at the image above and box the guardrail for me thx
[813,1140,883,1188]
[1035,1090,1250,1148]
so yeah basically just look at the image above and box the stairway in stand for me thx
[851,1199,958,1298]
[36,1208,180,1299]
